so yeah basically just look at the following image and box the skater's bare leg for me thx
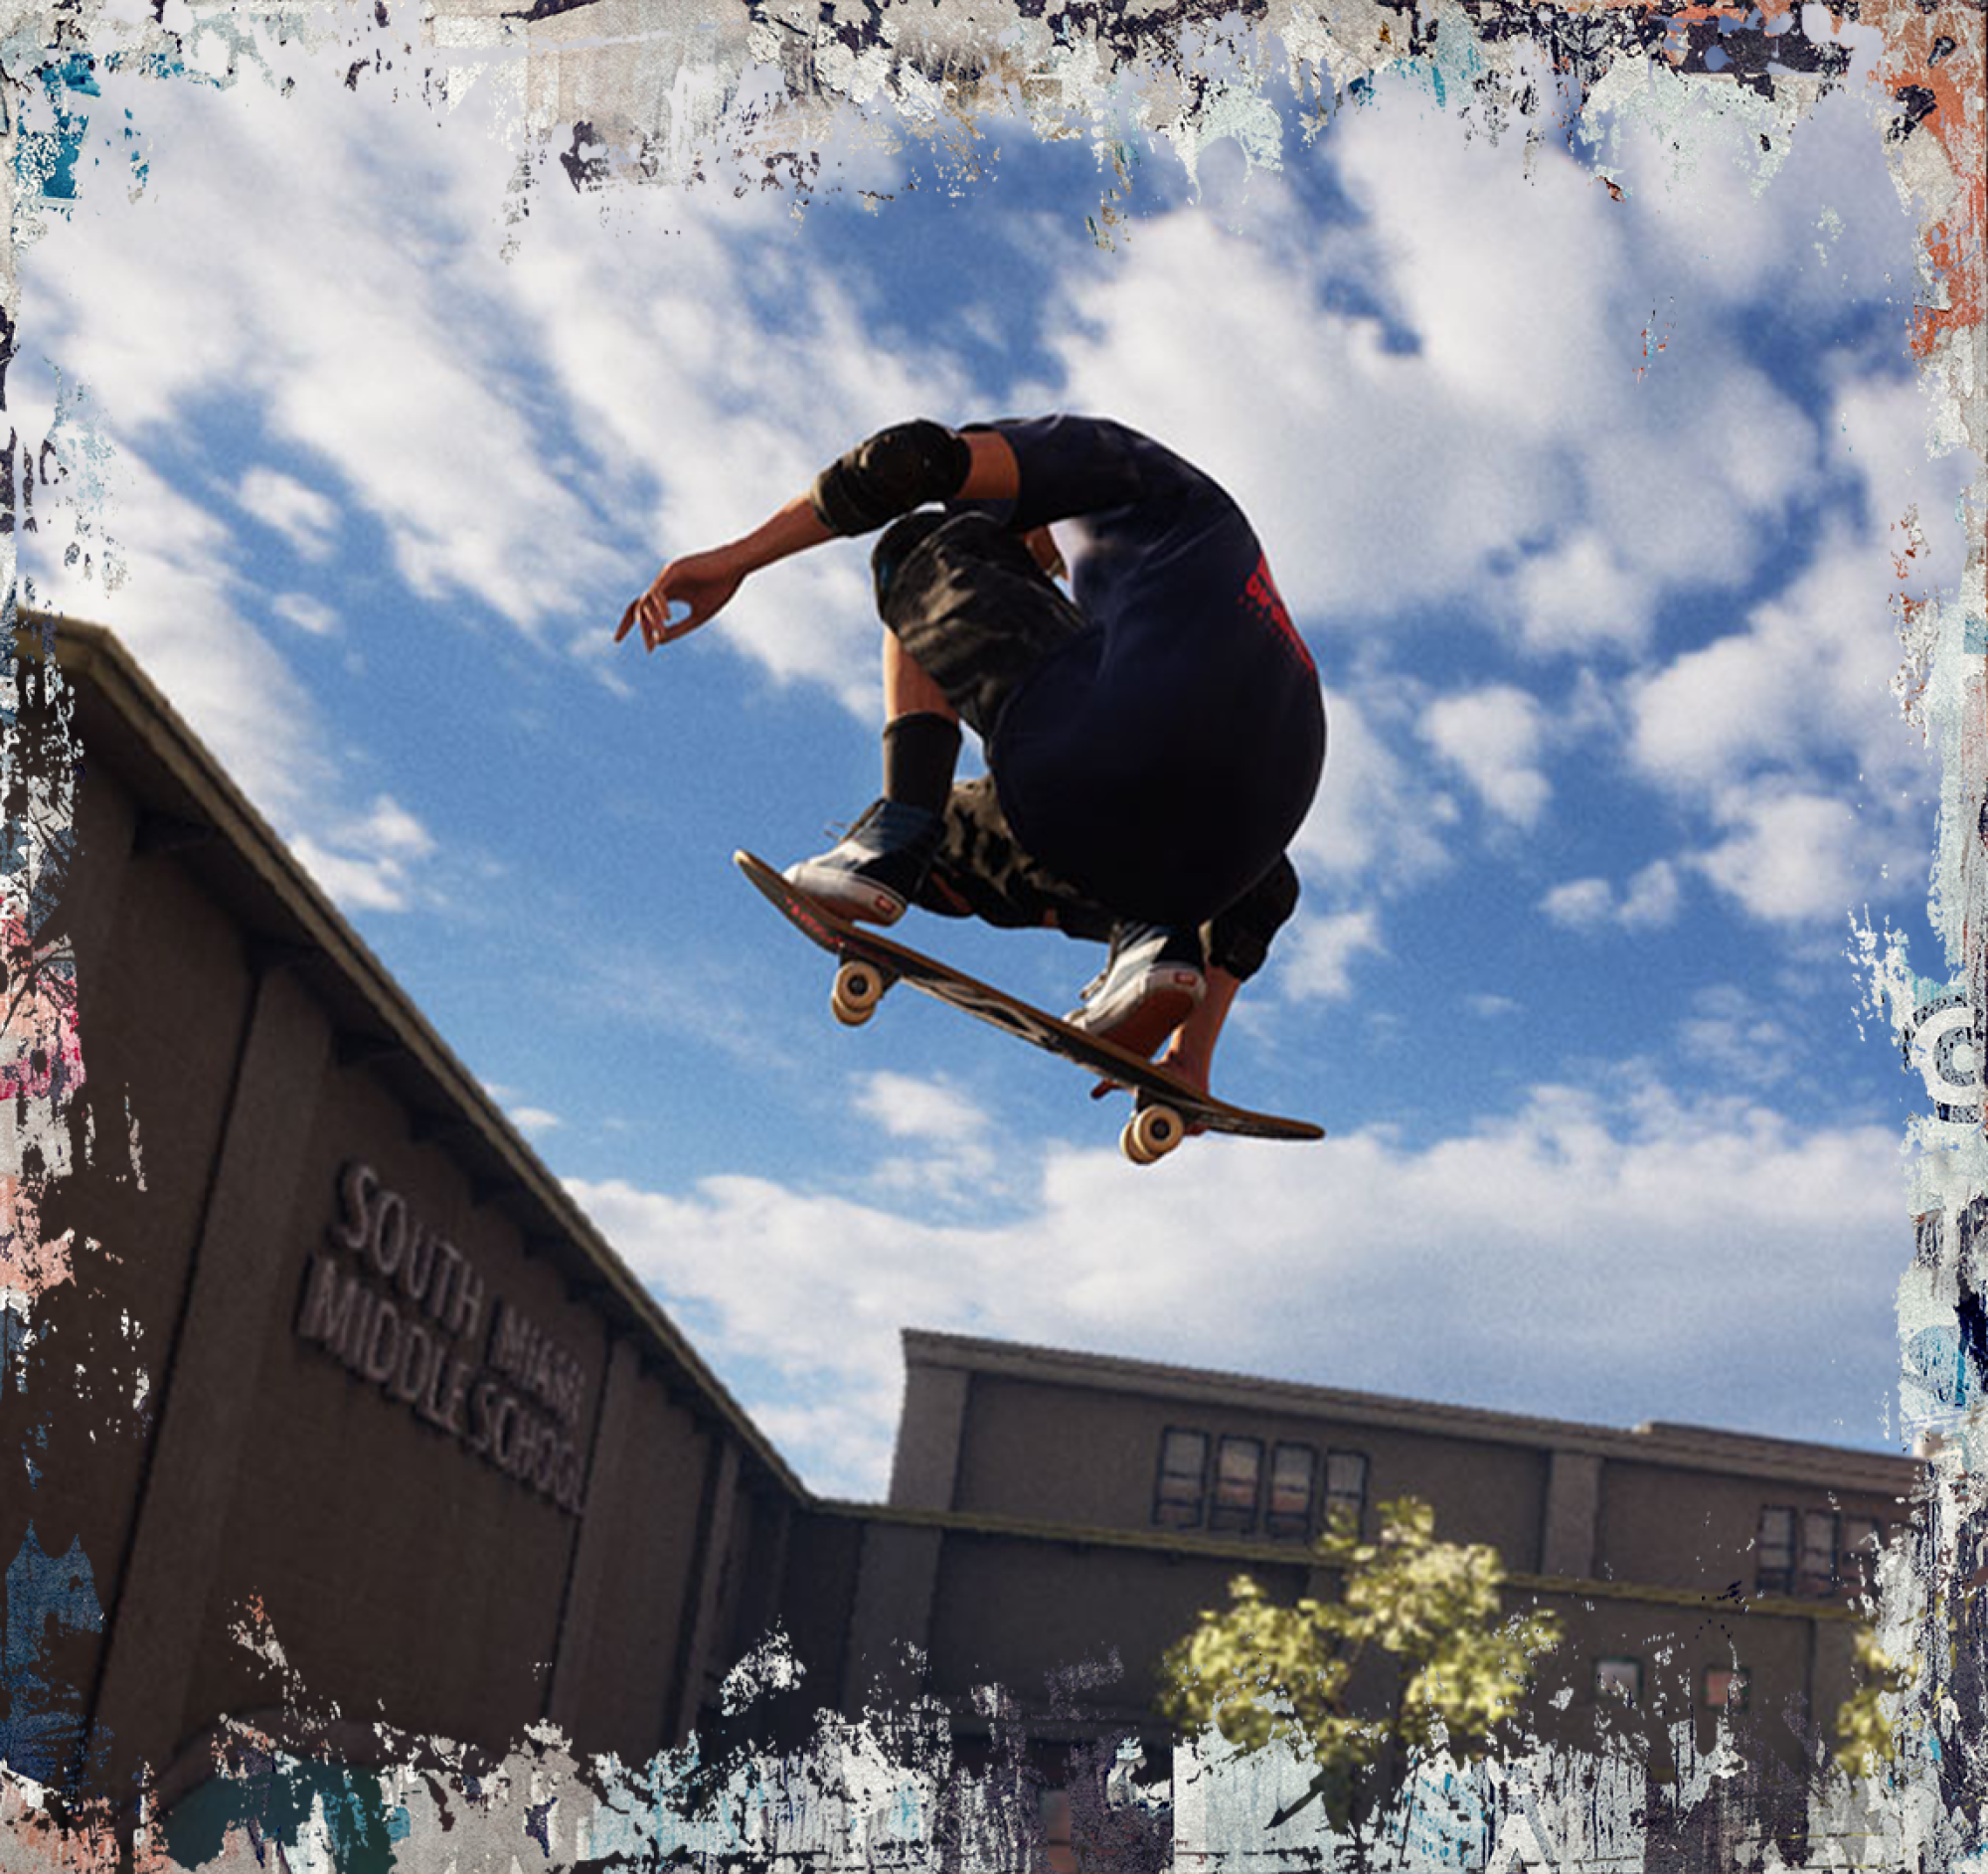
[883,629,959,725]
[1153,967,1242,1100]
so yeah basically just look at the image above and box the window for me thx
[1210,1437,1264,1534]
[1595,1658,1641,1705]
[1703,1667,1750,1711]
[1758,1506,1883,1599]
[1798,1511,1839,1598]
[1842,1517,1885,1591]
[1755,1507,1796,1596]
[1153,1429,1209,1530]
[1266,1444,1317,1540]
[1325,1450,1369,1534]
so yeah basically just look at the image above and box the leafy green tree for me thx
[1833,1623,1909,1778]
[1156,1496,1560,1842]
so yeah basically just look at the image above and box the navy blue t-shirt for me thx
[967,416,1325,927]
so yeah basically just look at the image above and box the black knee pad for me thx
[872,511,949,611]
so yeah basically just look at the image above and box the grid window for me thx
[1266,1445,1317,1540]
[1153,1429,1209,1530]
[1755,1507,1796,1596]
[1210,1437,1264,1534]
[1325,1451,1369,1534]
[1799,1511,1839,1598]
[1703,1667,1750,1711]
[1843,1517,1884,1591]
[1595,1658,1641,1705]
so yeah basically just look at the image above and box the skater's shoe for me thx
[783,799,941,927]
[1066,921,1207,1057]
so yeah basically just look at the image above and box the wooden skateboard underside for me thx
[738,850,1324,1159]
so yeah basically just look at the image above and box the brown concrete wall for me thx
[1596,1459,1902,1598]
[27,638,812,1797]
[912,1530,1853,1769]
[773,1510,866,1707]
[552,1349,732,1755]
[952,1373,1551,1567]
[168,1079,597,1757]
[1510,1588,1835,1761]
[924,1531,1316,1722]
[17,759,261,1783]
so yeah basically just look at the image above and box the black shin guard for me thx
[881,713,962,818]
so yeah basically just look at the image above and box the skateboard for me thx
[737,850,1325,1165]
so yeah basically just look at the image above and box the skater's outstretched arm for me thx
[615,494,829,651]
[616,427,1020,653]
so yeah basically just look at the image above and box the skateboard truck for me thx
[1122,1101,1187,1165]
[831,958,895,1027]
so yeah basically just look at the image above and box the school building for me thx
[1,615,1916,1829]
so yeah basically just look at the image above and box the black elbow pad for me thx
[810,421,972,536]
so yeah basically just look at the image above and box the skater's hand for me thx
[617,550,744,651]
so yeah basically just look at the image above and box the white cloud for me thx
[1679,984,1798,1088]
[1504,530,1655,659]
[1618,859,1682,930]
[286,794,440,915]
[1028,79,1846,656]
[570,1078,1903,1496]
[19,441,334,817]
[1272,908,1385,1003]
[288,834,417,914]
[238,466,339,563]
[854,1071,990,1145]
[270,593,340,637]
[1540,877,1614,933]
[1419,684,1551,829]
[1288,685,1453,889]
[350,794,436,861]
[1628,528,1929,806]
[1692,788,1891,926]
[852,1070,1003,1199]
[1542,860,1683,934]
[1587,58,1914,317]
[1622,459,1944,930]
[1828,368,1975,580]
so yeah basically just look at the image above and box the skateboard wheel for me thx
[1127,1104,1185,1162]
[832,960,885,1027]
[1120,1119,1156,1166]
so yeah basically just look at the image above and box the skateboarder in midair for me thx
[618,416,1325,1096]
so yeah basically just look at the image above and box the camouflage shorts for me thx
[920,776,1297,984]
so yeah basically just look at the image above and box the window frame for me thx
[1798,1509,1840,1598]
[1324,1449,1370,1537]
[1595,1657,1642,1706]
[1265,1442,1318,1541]
[1152,1427,1211,1531]
[1755,1505,1797,1597]
[1208,1434,1266,1535]
[1703,1666,1750,1711]
[1841,1516,1885,1592]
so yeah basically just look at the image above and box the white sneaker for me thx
[782,799,941,926]
[1066,921,1207,1054]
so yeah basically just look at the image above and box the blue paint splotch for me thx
[0,1522,101,1787]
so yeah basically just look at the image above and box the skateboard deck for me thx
[737,850,1324,1163]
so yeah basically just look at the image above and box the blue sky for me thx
[14,12,1975,1496]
